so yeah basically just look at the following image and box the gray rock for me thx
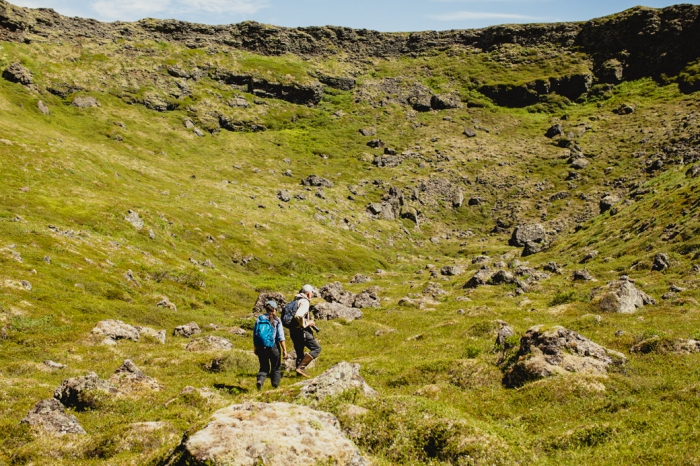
[463,128,477,138]
[543,262,563,274]
[503,326,627,388]
[431,94,461,110]
[452,190,464,208]
[320,282,356,307]
[71,96,99,108]
[545,124,563,138]
[37,100,50,115]
[186,336,233,352]
[423,282,448,297]
[54,372,118,409]
[174,322,201,338]
[652,253,670,271]
[600,194,619,213]
[570,158,590,169]
[109,360,162,393]
[21,399,86,435]
[301,175,334,188]
[580,250,599,263]
[252,292,287,314]
[349,274,371,284]
[509,224,546,256]
[156,297,177,311]
[92,319,139,342]
[686,165,700,178]
[313,302,363,322]
[124,210,144,229]
[135,326,166,344]
[489,270,515,285]
[193,127,204,137]
[184,119,195,129]
[495,322,516,350]
[464,267,493,289]
[472,255,491,265]
[631,338,700,354]
[613,103,635,115]
[592,278,655,313]
[277,190,291,202]
[353,289,380,308]
[572,269,594,281]
[167,401,369,466]
[44,360,66,370]
[440,265,463,276]
[299,361,378,401]
[359,127,376,137]
[3,62,33,85]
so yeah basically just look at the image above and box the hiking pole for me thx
[310,325,321,333]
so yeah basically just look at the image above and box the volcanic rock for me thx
[591,278,655,313]
[186,336,233,352]
[3,62,32,85]
[298,361,378,401]
[91,319,139,342]
[21,399,86,435]
[313,302,363,321]
[252,292,287,314]
[173,322,201,338]
[54,372,118,409]
[109,359,162,393]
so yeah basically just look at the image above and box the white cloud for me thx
[429,11,541,21]
[90,0,269,21]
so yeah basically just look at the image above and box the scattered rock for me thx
[282,350,317,372]
[186,336,233,352]
[313,302,363,321]
[613,103,635,115]
[91,319,139,342]
[174,322,201,338]
[570,158,589,169]
[301,175,334,188]
[489,270,515,285]
[545,124,563,138]
[277,190,291,202]
[299,361,378,401]
[136,326,166,344]
[124,210,144,229]
[193,128,204,137]
[44,360,66,370]
[72,96,99,108]
[464,267,493,289]
[686,165,700,178]
[543,262,563,274]
[167,401,369,466]
[252,292,287,314]
[3,62,33,85]
[472,255,491,265]
[440,265,463,276]
[572,269,594,281]
[37,100,50,115]
[319,282,356,307]
[652,253,670,271]
[353,289,381,308]
[580,250,599,263]
[21,399,86,435]
[54,372,118,409]
[591,278,655,313]
[359,127,376,137]
[184,119,195,129]
[350,274,371,284]
[495,322,516,350]
[109,360,162,393]
[631,337,700,354]
[423,282,448,297]
[599,194,619,213]
[503,326,626,388]
[452,190,464,208]
[509,223,546,256]
[156,297,177,311]
[228,327,247,336]
[463,128,477,138]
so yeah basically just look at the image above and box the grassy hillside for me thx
[0,9,700,465]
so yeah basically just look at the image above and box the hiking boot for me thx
[256,380,263,390]
[295,353,314,378]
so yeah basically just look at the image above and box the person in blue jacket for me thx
[253,301,288,389]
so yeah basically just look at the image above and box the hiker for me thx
[284,284,322,378]
[253,300,288,389]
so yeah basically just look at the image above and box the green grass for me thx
[0,31,699,466]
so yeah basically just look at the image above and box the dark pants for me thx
[256,346,281,388]
[290,327,322,366]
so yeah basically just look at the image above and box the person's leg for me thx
[270,346,281,388]
[291,328,306,367]
[256,349,271,388]
[305,331,322,359]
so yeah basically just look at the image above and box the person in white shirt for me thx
[289,284,322,377]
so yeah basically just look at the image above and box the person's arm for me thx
[294,298,311,328]
[277,320,288,357]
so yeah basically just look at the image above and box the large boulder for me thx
[21,399,86,435]
[503,326,626,388]
[252,292,287,314]
[2,62,33,85]
[463,266,493,289]
[91,320,139,342]
[301,175,334,188]
[319,282,356,307]
[173,321,201,338]
[54,372,118,409]
[591,278,655,313]
[186,336,233,352]
[166,402,368,466]
[298,361,378,401]
[353,289,380,308]
[313,303,363,322]
[652,253,670,271]
[509,224,546,256]
[109,360,162,393]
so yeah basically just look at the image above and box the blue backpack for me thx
[281,300,300,329]
[253,315,276,349]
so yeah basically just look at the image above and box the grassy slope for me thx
[0,37,699,465]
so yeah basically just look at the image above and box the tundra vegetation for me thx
[0,1,700,464]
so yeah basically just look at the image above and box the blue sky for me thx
[10,0,700,31]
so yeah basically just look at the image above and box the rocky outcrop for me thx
[298,361,378,401]
[2,62,32,85]
[108,360,162,393]
[173,321,201,338]
[353,288,381,308]
[509,223,546,256]
[302,174,334,188]
[591,277,655,313]
[479,73,593,107]
[252,292,287,314]
[503,326,626,388]
[21,399,86,435]
[313,302,363,321]
[53,372,118,409]
[463,267,492,289]
[319,282,356,307]
[91,320,140,342]
[165,402,368,466]
[631,337,700,354]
